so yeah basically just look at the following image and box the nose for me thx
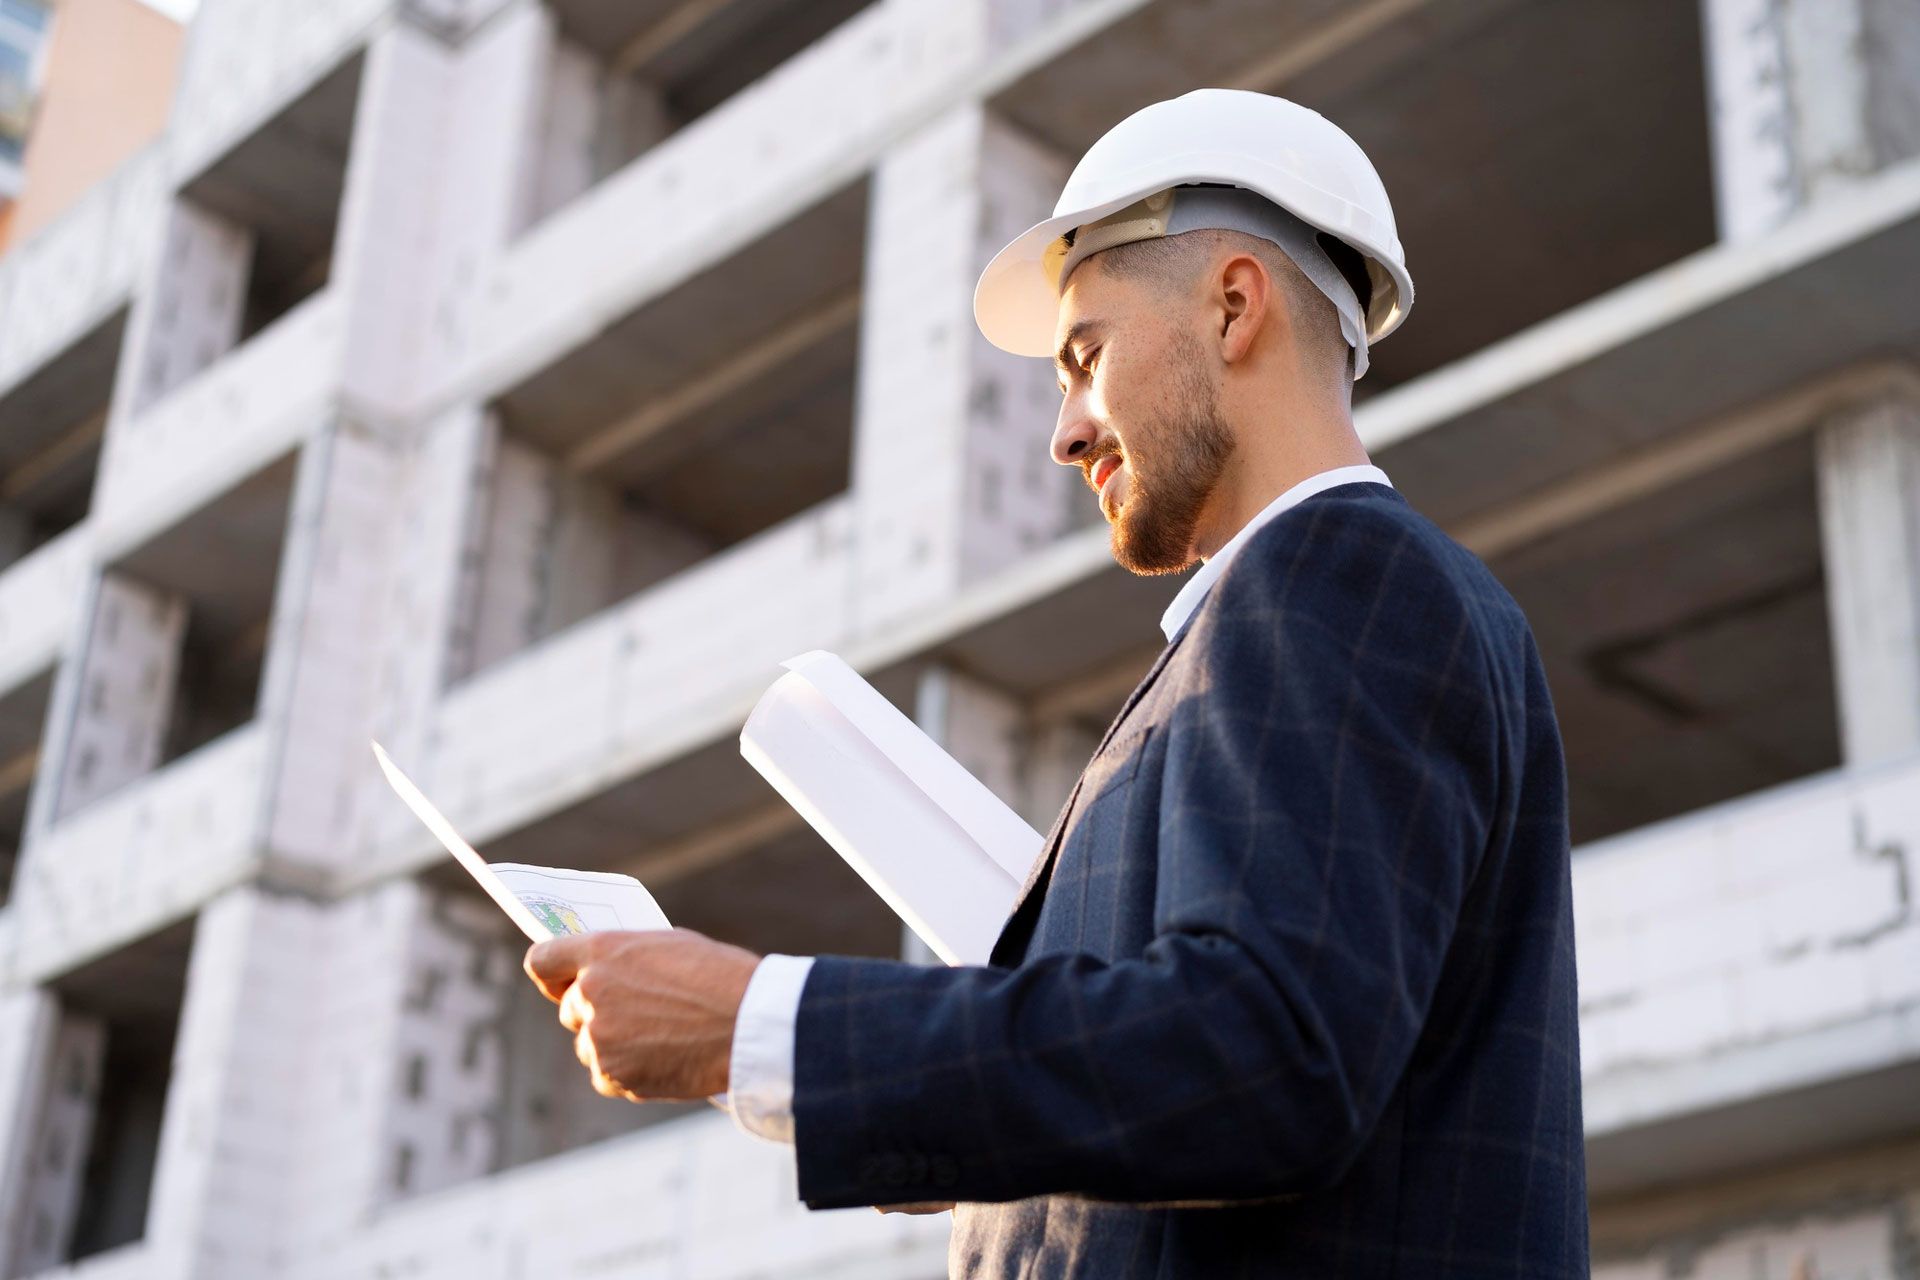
[1051,398,1099,468]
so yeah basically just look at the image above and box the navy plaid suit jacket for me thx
[792,482,1588,1278]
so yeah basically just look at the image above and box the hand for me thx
[875,1202,955,1216]
[524,928,761,1102]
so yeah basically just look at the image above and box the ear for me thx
[1216,252,1274,366]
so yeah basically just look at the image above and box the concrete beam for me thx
[1221,0,1428,92]
[1453,361,1920,560]
[609,0,732,74]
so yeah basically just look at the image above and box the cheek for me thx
[1084,373,1115,422]
[1096,351,1171,437]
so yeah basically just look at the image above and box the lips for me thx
[1090,455,1121,491]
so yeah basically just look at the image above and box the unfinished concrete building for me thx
[0,0,1917,1276]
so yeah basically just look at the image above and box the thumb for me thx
[524,934,592,1003]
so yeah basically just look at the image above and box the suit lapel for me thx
[1092,622,1189,757]
[989,624,1192,965]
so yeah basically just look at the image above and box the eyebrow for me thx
[1053,320,1103,386]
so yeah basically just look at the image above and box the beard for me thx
[1108,345,1234,576]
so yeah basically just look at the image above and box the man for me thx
[526,90,1588,1278]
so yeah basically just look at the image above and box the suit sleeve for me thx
[790,503,1501,1209]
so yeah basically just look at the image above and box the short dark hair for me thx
[1092,228,1358,386]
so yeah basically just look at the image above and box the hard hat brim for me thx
[973,191,1152,359]
[973,183,1414,361]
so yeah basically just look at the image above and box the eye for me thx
[1081,346,1101,374]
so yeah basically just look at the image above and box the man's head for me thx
[1050,221,1366,575]
[971,90,1414,575]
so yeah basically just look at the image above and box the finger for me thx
[590,1069,638,1101]
[524,935,594,1002]
[558,982,589,1034]
[574,1025,594,1071]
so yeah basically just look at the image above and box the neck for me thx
[1190,401,1368,561]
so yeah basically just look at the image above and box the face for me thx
[1050,261,1235,576]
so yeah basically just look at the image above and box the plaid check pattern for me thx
[793,483,1587,1279]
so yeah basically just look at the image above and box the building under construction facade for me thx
[0,0,1918,1275]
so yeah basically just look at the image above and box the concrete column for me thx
[266,881,443,1260]
[113,201,253,420]
[134,884,504,1277]
[1,1011,106,1278]
[851,104,1074,634]
[253,419,411,874]
[138,887,333,1279]
[400,0,521,40]
[1700,0,1920,242]
[332,21,461,426]
[1816,391,1920,765]
[417,2,555,399]
[0,987,58,1272]
[369,405,501,768]
[49,573,187,820]
[962,114,1085,581]
[912,662,1031,958]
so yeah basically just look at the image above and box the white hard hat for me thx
[973,88,1414,371]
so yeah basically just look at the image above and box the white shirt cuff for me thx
[725,953,815,1145]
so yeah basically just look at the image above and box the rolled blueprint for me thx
[739,651,1042,965]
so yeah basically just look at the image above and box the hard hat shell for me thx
[974,88,1414,359]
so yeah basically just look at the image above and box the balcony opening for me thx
[988,0,1717,400]
[8,919,194,1274]
[128,452,295,767]
[518,0,876,230]
[0,306,123,570]
[1488,435,1840,845]
[59,451,296,816]
[453,177,867,680]
[0,666,49,906]
[152,49,363,402]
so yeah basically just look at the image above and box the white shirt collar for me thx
[1159,464,1393,642]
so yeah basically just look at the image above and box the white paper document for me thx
[374,650,1042,964]
[372,743,671,943]
[739,650,1044,966]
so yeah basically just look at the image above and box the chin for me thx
[1109,503,1195,577]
